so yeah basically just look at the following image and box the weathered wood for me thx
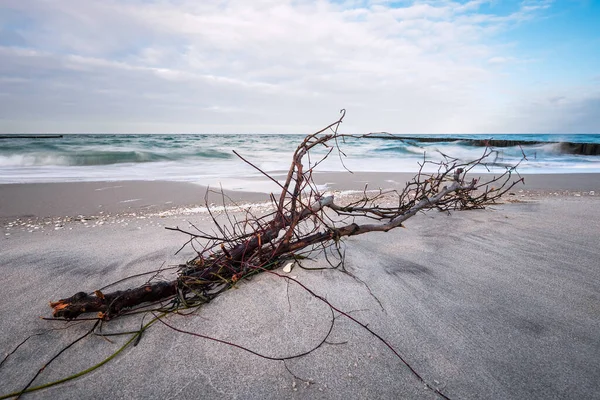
[51,282,177,320]
[49,113,523,321]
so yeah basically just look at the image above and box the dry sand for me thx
[0,173,599,399]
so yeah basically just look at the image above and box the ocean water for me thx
[1,134,599,191]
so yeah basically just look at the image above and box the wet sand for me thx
[1,172,598,220]
[0,173,599,399]
[0,181,267,220]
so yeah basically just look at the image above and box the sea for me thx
[1,133,599,192]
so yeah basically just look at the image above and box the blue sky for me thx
[0,0,598,133]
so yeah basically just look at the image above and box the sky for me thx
[0,0,598,134]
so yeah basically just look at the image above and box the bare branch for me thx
[43,113,524,400]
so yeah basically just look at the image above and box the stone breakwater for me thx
[370,136,600,156]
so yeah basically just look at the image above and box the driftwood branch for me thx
[50,111,524,321]
[9,111,527,400]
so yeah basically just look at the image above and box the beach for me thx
[1,172,599,399]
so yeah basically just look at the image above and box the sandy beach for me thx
[1,173,599,399]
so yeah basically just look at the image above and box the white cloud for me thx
[0,0,597,133]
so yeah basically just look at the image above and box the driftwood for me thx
[0,110,527,400]
[50,110,524,321]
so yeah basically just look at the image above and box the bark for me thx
[51,282,177,320]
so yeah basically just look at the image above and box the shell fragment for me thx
[282,262,294,273]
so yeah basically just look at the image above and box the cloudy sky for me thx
[0,0,598,134]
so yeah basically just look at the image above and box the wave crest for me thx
[0,149,233,166]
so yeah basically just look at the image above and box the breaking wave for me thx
[0,149,233,167]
